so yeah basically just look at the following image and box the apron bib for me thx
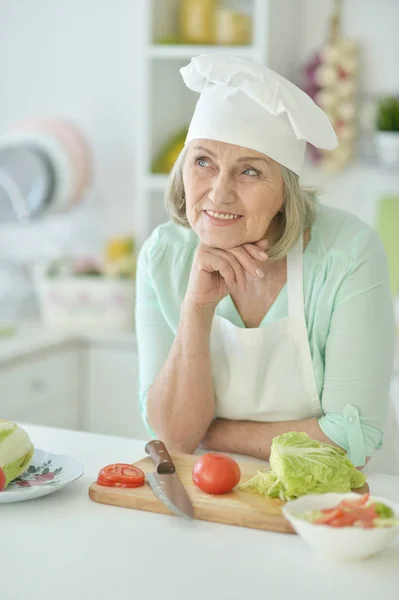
[210,235,321,422]
[210,235,399,475]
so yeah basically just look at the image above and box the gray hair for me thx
[165,145,317,260]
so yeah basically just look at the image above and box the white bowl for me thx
[282,492,399,561]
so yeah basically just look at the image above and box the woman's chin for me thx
[197,228,244,250]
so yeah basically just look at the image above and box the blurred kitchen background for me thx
[0,0,398,440]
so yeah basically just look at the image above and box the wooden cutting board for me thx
[89,453,369,534]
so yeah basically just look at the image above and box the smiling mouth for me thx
[203,210,242,220]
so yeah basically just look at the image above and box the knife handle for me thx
[145,440,176,474]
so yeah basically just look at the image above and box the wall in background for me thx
[0,0,137,249]
[0,0,398,271]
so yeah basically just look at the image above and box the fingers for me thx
[242,241,269,261]
[201,251,243,289]
[226,245,268,279]
[213,250,247,289]
[213,259,236,289]
[222,251,247,289]
[255,238,269,251]
[196,239,269,290]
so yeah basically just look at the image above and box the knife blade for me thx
[145,440,194,519]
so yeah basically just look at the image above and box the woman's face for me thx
[182,139,284,249]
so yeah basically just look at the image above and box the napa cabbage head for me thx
[270,432,366,499]
[240,432,366,501]
[0,419,34,488]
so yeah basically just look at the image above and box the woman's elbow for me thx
[146,391,209,454]
[148,423,198,454]
[146,410,199,455]
[160,435,198,455]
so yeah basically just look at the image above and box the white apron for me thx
[210,235,399,475]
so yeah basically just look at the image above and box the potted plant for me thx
[375,96,399,169]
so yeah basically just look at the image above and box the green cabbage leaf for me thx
[0,419,34,488]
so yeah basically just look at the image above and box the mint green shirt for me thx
[135,203,396,466]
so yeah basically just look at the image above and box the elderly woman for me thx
[136,54,397,474]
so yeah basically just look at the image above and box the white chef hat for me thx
[180,54,338,176]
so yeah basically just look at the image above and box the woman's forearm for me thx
[201,418,340,460]
[146,302,216,453]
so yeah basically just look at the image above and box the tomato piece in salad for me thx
[349,506,378,521]
[97,463,145,488]
[304,493,398,529]
[338,492,370,509]
[314,508,344,525]
[329,511,359,527]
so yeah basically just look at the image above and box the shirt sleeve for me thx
[135,237,175,437]
[318,227,396,466]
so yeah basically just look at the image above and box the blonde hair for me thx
[165,145,317,260]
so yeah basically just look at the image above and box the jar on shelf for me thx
[179,0,217,45]
[215,0,252,46]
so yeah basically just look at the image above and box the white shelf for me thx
[134,0,270,244]
[147,174,169,191]
[148,44,257,60]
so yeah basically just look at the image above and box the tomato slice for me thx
[314,508,345,524]
[348,506,378,523]
[328,512,358,527]
[0,467,5,492]
[96,463,145,488]
[338,492,370,509]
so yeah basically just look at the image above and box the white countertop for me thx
[0,321,136,363]
[1,424,399,600]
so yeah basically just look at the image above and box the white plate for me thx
[0,448,84,503]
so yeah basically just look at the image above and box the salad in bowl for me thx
[283,492,399,561]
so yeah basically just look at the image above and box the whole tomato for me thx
[192,453,241,495]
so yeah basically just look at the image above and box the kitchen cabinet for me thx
[84,343,149,441]
[0,329,148,440]
[0,345,82,430]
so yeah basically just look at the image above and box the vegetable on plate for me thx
[301,492,399,528]
[97,463,145,488]
[0,419,34,490]
[0,467,5,492]
[192,453,241,495]
[240,432,366,501]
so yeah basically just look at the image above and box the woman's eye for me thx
[243,168,259,176]
[196,158,209,167]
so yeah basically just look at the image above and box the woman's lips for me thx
[203,209,243,227]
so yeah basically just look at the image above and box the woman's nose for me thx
[208,173,234,205]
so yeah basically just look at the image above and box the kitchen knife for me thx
[145,440,194,519]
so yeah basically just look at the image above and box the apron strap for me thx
[287,234,304,317]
